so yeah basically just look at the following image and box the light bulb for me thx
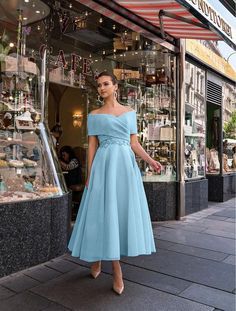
[113,24,116,30]
[69,3,72,8]
[99,17,103,23]
[85,11,88,16]
[9,42,14,47]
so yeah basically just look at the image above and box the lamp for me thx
[72,113,83,128]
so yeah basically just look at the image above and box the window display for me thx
[113,52,177,182]
[185,61,206,179]
[0,2,66,203]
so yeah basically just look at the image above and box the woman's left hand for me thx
[149,159,162,173]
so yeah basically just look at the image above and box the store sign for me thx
[185,0,234,42]
[186,39,236,81]
[49,49,93,88]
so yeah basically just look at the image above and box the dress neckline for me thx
[89,110,135,118]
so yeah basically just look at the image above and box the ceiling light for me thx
[23,17,28,20]
[24,0,30,2]
[36,10,40,14]
[9,42,14,47]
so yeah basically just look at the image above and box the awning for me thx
[78,0,236,50]
[113,0,235,49]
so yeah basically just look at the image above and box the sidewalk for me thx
[0,198,235,311]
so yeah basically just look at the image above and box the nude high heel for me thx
[112,269,124,295]
[90,261,101,279]
[113,282,124,295]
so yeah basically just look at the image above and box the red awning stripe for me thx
[114,0,222,40]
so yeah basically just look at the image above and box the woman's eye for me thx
[104,82,109,86]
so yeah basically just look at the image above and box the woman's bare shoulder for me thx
[89,108,103,115]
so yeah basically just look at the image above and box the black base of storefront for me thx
[144,182,176,221]
[0,192,71,278]
[185,179,208,215]
[207,173,236,202]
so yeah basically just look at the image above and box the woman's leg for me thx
[90,261,101,279]
[112,260,124,294]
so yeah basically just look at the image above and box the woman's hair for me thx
[97,71,118,85]
[60,145,76,161]
[233,146,236,154]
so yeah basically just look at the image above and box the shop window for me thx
[184,61,206,180]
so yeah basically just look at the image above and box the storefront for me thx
[185,40,236,202]
[0,0,235,276]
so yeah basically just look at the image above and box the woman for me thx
[59,146,82,188]
[68,72,161,295]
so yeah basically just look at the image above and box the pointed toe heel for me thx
[112,284,124,295]
[90,269,101,279]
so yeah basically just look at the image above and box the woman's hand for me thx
[149,159,162,173]
[85,177,89,188]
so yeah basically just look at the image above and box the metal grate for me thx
[207,80,222,105]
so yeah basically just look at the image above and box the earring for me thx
[114,91,118,99]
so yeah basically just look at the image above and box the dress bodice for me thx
[87,110,137,145]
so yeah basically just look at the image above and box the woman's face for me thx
[61,151,69,162]
[97,76,117,99]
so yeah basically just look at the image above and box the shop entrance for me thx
[48,82,88,219]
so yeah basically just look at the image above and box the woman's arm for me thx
[86,135,98,187]
[130,134,161,172]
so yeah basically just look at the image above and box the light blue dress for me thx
[68,110,156,262]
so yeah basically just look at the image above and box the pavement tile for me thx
[157,223,207,233]
[212,209,235,219]
[31,267,214,311]
[121,248,235,292]
[41,302,72,310]
[223,255,236,265]
[180,284,236,311]
[0,273,40,293]
[99,261,192,295]
[206,215,228,221]
[154,240,228,262]
[153,227,235,255]
[0,285,15,300]
[0,291,52,311]
[194,219,235,233]
[225,218,235,223]
[23,265,62,283]
[44,259,80,273]
[202,229,235,239]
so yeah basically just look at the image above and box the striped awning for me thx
[113,0,221,40]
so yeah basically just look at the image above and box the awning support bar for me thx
[159,9,209,39]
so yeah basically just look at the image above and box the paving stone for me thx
[41,302,72,310]
[153,227,235,255]
[100,261,192,295]
[44,259,80,273]
[180,284,236,311]
[225,218,235,223]
[195,219,235,233]
[0,273,40,293]
[223,255,236,265]
[31,267,214,311]
[0,291,52,311]
[23,265,62,283]
[157,223,207,233]
[155,241,228,262]
[206,215,228,221]
[212,209,235,219]
[121,249,235,292]
[202,229,235,239]
[0,285,15,300]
